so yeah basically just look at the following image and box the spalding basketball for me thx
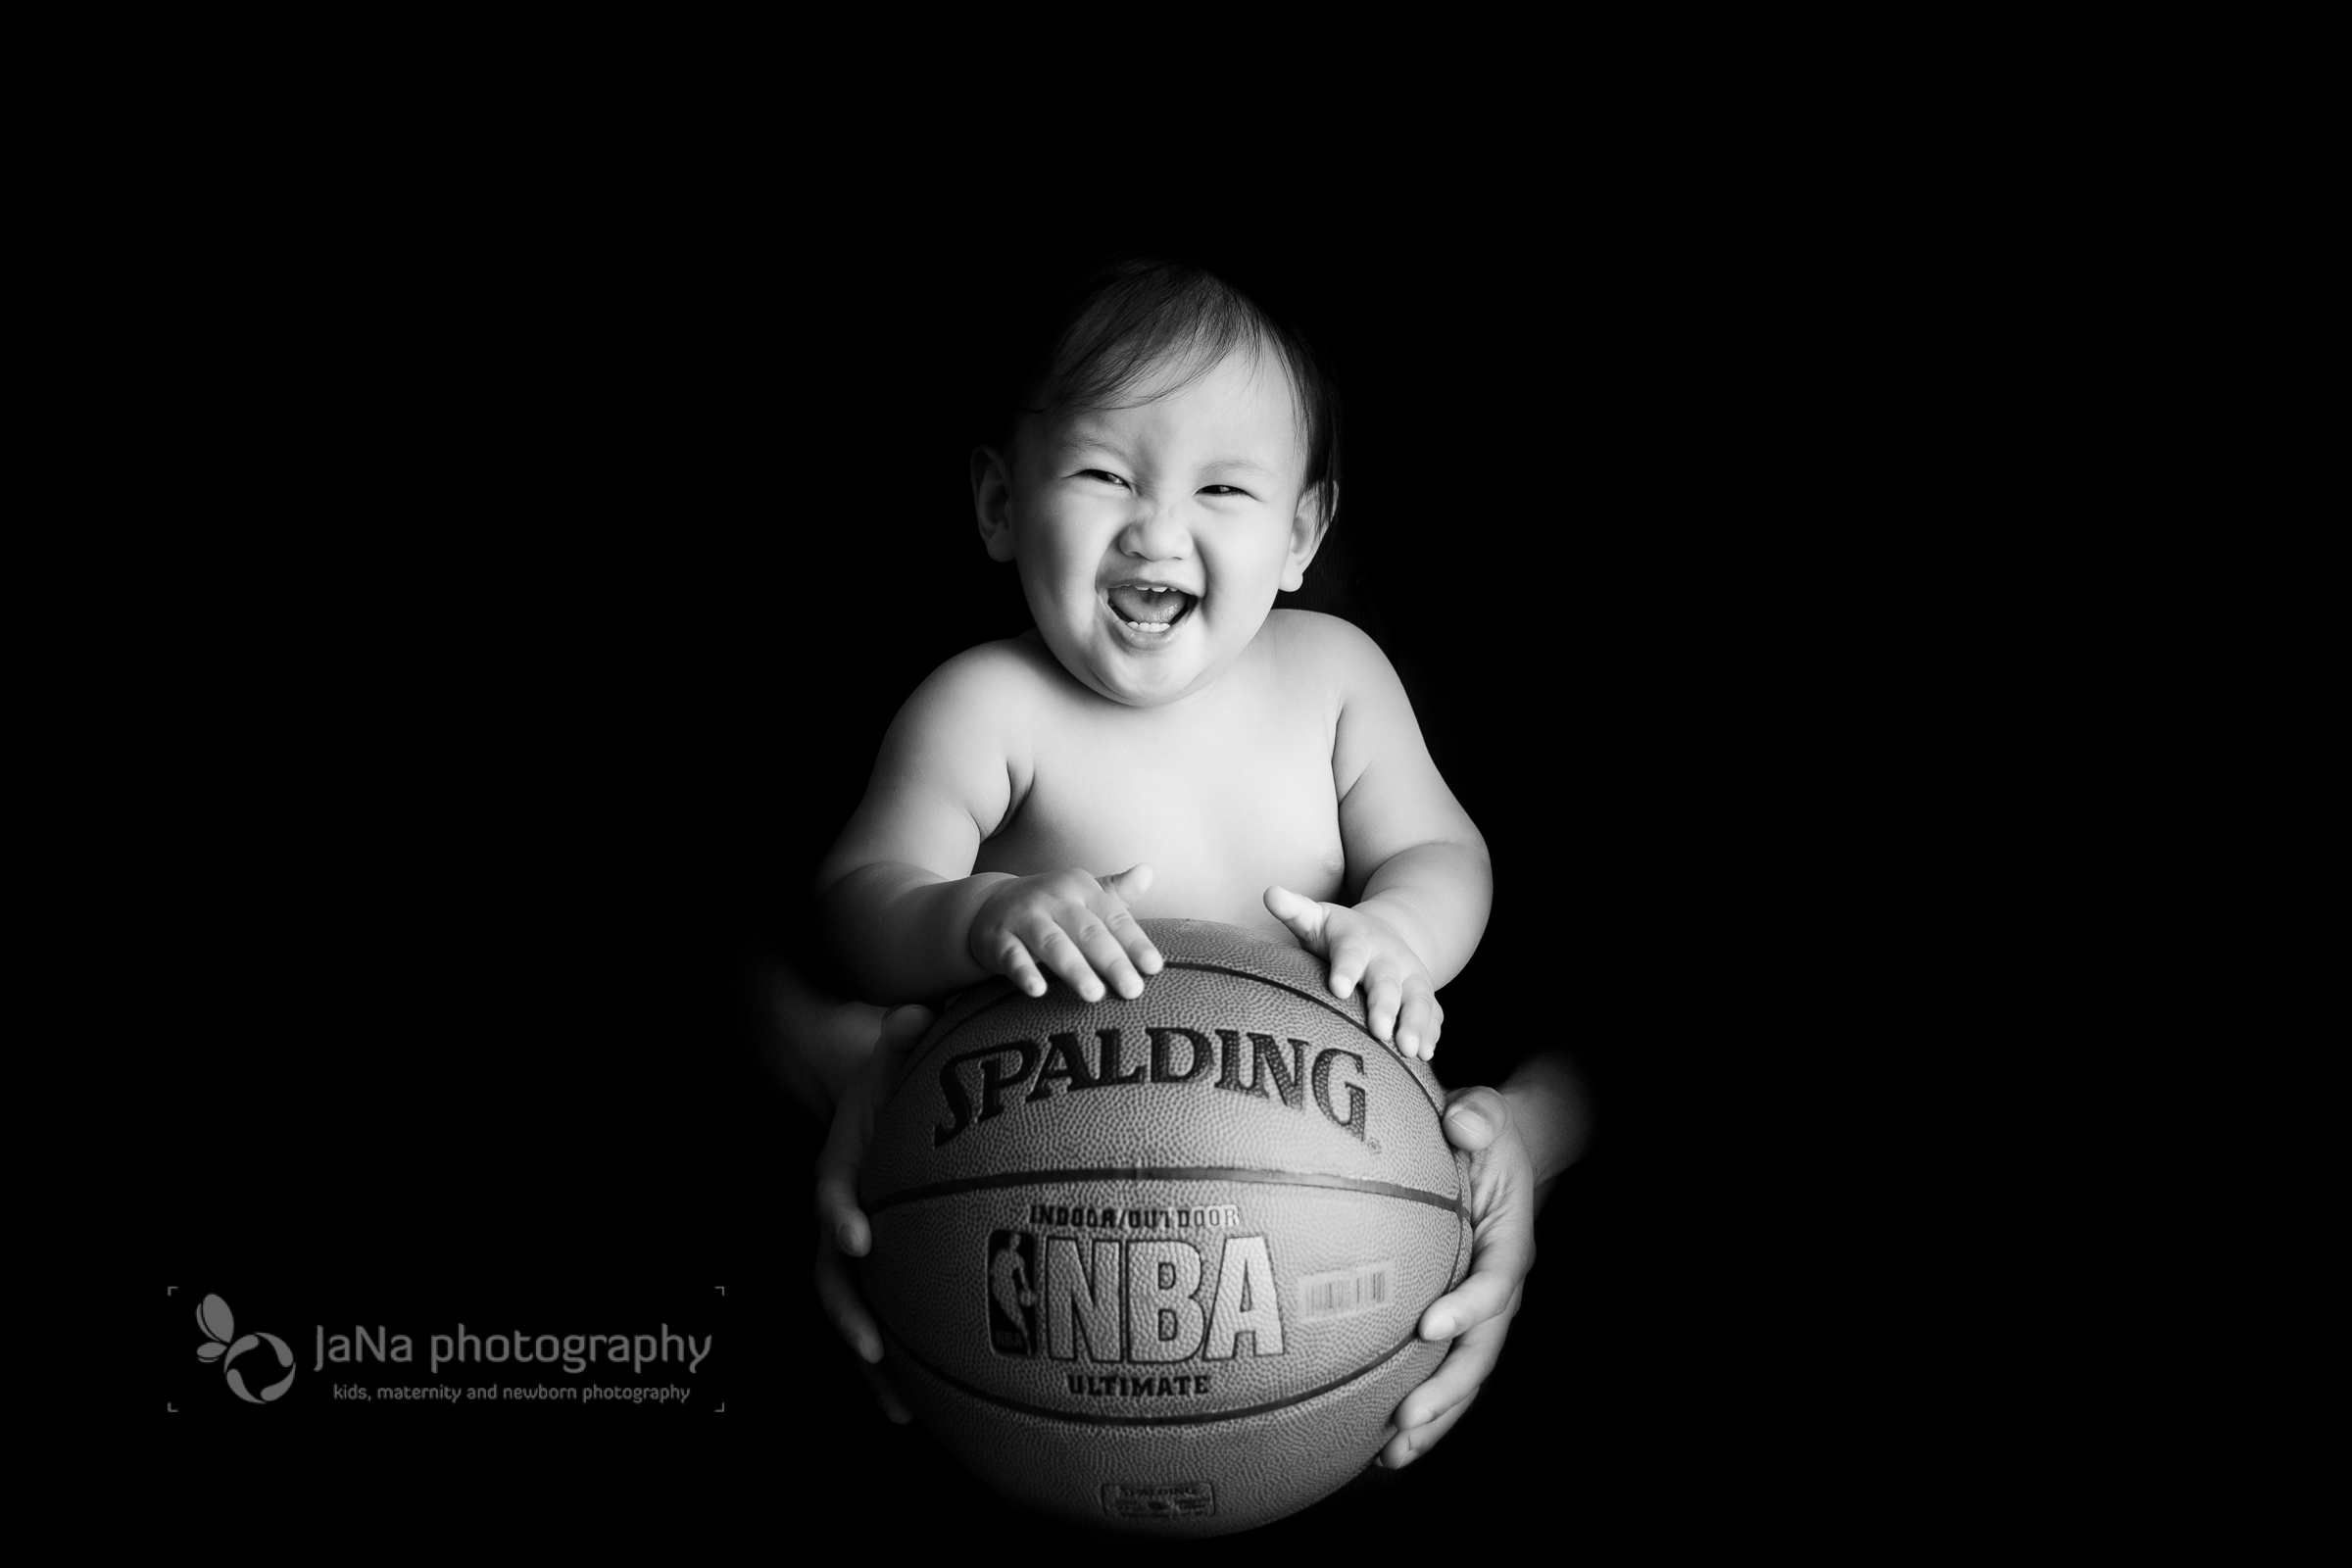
[859,918,1471,1535]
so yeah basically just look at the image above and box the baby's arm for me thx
[815,649,1161,1004]
[1265,618,1492,1057]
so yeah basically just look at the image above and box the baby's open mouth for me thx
[1106,583,1198,630]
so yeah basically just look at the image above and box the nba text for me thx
[988,1229,1284,1367]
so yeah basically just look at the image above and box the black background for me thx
[157,89,2337,1538]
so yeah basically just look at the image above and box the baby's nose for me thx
[1116,502,1192,560]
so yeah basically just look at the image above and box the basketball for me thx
[858,917,1471,1535]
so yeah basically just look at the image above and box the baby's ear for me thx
[1282,479,1336,592]
[972,445,1018,563]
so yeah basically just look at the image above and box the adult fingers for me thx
[813,1091,874,1255]
[1396,1310,1511,1433]
[1422,1221,1534,1345]
[1396,980,1442,1060]
[814,1004,935,1256]
[858,1356,911,1425]
[813,1164,868,1257]
[873,1003,936,1068]
[814,1228,883,1364]
[1442,1086,1510,1153]
[1382,1383,1483,1469]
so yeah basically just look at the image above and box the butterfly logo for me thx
[195,1294,297,1403]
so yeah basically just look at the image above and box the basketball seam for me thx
[872,1316,1436,1429]
[1448,1156,1474,1289]
[864,1166,1470,1220]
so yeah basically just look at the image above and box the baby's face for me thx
[996,347,1323,709]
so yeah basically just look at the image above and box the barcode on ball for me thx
[1296,1261,1394,1322]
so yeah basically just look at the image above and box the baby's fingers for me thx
[1395,980,1442,1060]
[1028,921,1112,1003]
[980,932,1051,999]
[1323,927,1373,1003]
[1362,968,1403,1047]
[1101,903,1163,982]
[1263,886,1331,954]
[1098,862,1155,907]
[1067,911,1146,1001]
[1093,862,1159,985]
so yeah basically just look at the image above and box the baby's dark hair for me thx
[998,256,1343,519]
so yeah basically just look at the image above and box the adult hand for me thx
[812,1002,936,1424]
[1380,1084,1538,1467]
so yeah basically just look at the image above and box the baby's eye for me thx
[1200,484,1250,498]
[1080,469,1133,489]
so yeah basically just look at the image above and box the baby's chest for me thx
[984,708,1347,906]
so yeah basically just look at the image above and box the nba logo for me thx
[987,1230,1040,1356]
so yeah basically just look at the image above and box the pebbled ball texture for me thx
[861,918,1472,1535]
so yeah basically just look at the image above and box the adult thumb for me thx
[875,1004,935,1069]
[1444,1087,1510,1151]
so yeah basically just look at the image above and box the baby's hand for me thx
[1263,886,1443,1059]
[969,864,1164,1004]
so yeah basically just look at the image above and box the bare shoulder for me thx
[925,632,1060,693]
[1260,609,1395,684]
[864,637,1063,816]
[1260,612,1431,802]
[895,634,1057,732]
[1260,610,1406,709]
[823,637,1054,883]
